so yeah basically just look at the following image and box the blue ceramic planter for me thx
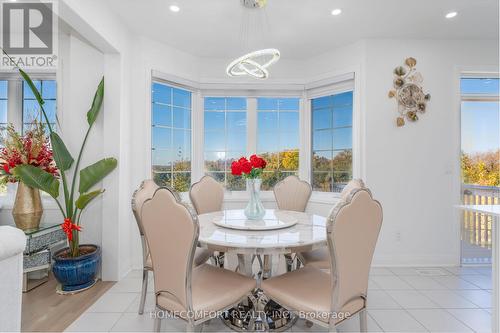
[52,244,101,292]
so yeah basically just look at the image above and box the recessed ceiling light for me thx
[445,11,457,19]
[331,8,342,16]
[169,4,180,13]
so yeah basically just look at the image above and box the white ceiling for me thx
[107,0,499,60]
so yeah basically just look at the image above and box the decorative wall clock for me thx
[388,57,431,127]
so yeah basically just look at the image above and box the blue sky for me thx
[461,101,499,154]
[461,78,500,154]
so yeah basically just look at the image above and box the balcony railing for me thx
[462,184,500,250]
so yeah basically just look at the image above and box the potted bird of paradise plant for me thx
[11,68,117,293]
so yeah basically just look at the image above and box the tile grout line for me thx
[443,307,488,333]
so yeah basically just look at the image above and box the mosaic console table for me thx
[3,217,66,292]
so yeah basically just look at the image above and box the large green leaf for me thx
[79,158,117,193]
[12,165,59,198]
[50,132,74,171]
[76,189,104,210]
[19,69,44,106]
[87,77,104,126]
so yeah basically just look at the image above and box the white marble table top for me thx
[455,204,500,217]
[198,209,327,255]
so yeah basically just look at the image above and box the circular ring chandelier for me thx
[227,0,280,79]
[226,48,280,79]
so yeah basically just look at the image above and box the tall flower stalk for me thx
[9,66,117,257]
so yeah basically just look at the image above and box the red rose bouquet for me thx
[231,154,267,179]
[0,122,58,185]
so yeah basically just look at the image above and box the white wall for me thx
[362,39,499,266]
[58,32,105,249]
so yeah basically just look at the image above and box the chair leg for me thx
[359,309,368,333]
[186,322,201,332]
[217,251,225,268]
[154,311,162,332]
[296,256,302,269]
[328,321,338,332]
[263,254,272,279]
[284,253,294,272]
[139,269,149,314]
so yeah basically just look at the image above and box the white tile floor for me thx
[66,265,492,333]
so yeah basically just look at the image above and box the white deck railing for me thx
[462,184,500,249]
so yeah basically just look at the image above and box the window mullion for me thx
[299,93,311,183]
[247,97,257,155]
[192,91,204,183]
[8,80,22,132]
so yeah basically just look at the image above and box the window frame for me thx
[256,97,301,191]
[151,79,194,193]
[0,73,56,199]
[203,97,248,191]
[310,90,354,193]
[201,95,305,193]
[22,79,58,133]
[150,70,360,199]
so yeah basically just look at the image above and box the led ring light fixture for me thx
[226,48,281,79]
[226,0,280,79]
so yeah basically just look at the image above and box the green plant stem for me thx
[76,210,82,225]
[71,232,79,257]
[69,125,92,217]
[54,198,66,217]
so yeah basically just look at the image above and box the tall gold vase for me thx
[12,182,43,231]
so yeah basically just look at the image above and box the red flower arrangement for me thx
[231,154,267,179]
[0,122,58,185]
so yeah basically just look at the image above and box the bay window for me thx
[151,82,192,192]
[151,73,356,195]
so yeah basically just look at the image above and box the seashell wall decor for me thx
[388,57,431,127]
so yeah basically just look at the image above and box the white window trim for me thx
[149,68,361,203]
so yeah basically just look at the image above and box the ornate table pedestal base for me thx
[221,254,297,332]
[221,290,297,332]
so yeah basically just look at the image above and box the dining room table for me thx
[197,208,328,331]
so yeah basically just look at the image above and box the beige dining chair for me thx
[189,175,225,267]
[140,186,256,332]
[262,187,383,332]
[273,175,312,271]
[298,179,365,269]
[131,180,211,315]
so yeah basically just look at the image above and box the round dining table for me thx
[197,208,328,331]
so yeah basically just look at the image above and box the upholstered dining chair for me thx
[262,187,383,332]
[141,186,256,332]
[297,179,365,269]
[131,180,211,315]
[189,175,225,267]
[273,175,312,271]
